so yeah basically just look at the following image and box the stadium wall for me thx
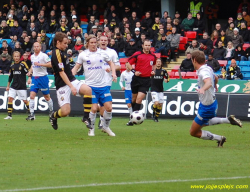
[0,88,249,121]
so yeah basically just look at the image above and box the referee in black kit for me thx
[126,40,157,126]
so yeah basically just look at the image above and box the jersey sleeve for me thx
[8,66,13,83]
[128,52,139,65]
[102,52,111,63]
[21,62,29,73]
[112,50,120,66]
[76,52,84,65]
[164,69,170,81]
[53,49,64,72]
[201,69,211,80]
[43,53,51,63]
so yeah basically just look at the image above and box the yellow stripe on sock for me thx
[83,104,92,108]
[84,95,92,98]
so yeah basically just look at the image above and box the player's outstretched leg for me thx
[102,109,115,136]
[49,109,61,130]
[81,95,92,129]
[26,98,35,121]
[154,104,162,122]
[227,115,242,127]
[88,111,96,136]
[208,116,242,127]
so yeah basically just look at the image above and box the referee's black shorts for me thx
[131,76,151,94]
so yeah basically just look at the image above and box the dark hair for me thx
[191,51,205,64]
[53,32,68,47]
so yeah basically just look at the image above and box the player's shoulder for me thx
[10,62,14,68]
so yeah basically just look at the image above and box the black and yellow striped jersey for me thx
[151,68,169,92]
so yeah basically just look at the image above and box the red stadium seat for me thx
[185,31,197,42]
[243,43,250,51]
[120,58,128,65]
[100,15,104,19]
[174,72,186,79]
[171,65,180,72]
[184,72,197,79]
[150,47,156,52]
[179,36,188,51]
[154,53,161,58]
[218,60,227,67]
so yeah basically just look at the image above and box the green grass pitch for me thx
[0,114,249,192]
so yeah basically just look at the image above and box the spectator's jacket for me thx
[9,40,17,49]
[0,59,11,73]
[87,22,95,33]
[141,17,153,29]
[239,27,249,42]
[234,49,246,61]
[21,41,32,51]
[205,3,219,20]
[212,47,225,59]
[0,26,10,39]
[160,16,168,25]
[36,21,49,33]
[125,43,138,57]
[166,33,180,48]
[115,38,125,52]
[227,65,243,80]
[180,58,194,72]
[87,10,100,21]
[224,48,235,59]
[206,58,220,72]
[199,46,211,56]
[181,18,194,31]
[243,14,250,27]
[57,25,69,34]
[218,35,231,47]
[41,35,50,49]
[49,21,59,33]
[19,18,28,30]
[129,17,140,29]
[231,34,244,48]
[199,38,213,49]
[155,39,170,50]
[226,28,234,39]
[108,44,119,54]
[193,18,205,31]
[70,26,83,39]
[234,18,247,29]
[185,44,199,55]
[9,25,23,40]
[245,47,250,58]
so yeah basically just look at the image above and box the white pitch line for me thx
[0,176,249,192]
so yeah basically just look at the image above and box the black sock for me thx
[132,103,136,111]
[83,95,92,119]
[133,103,141,111]
[7,102,13,117]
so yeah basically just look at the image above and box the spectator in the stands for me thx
[57,20,70,35]
[0,53,11,74]
[242,9,250,27]
[235,12,247,29]
[226,59,243,80]
[219,29,231,48]
[102,18,110,29]
[160,11,168,25]
[226,22,235,39]
[40,30,50,49]
[87,4,100,21]
[9,20,23,41]
[212,40,225,60]
[87,15,95,33]
[36,16,49,32]
[224,41,235,61]
[123,7,131,20]
[89,25,98,36]
[0,20,10,39]
[12,41,24,55]
[0,40,12,55]
[67,36,75,50]
[165,23,172,36]
[137,33,146,49]
[235,44,246,61]
[27,22,38,36]
[124,32,132,46]
[0,48,11,61]
[129,12,140,30]
[180,52,194,72]
[91,20,103,32]
[223,17,234,31]
[19,31,28,45]
[155,34,170,58]
[167,27,180,61]
[193,12,205,35]
[70,22,83,39]
[7,5,18,19]
[116,1,124,20]
[7,14,15,28]
[185,39,199,55]
[9,35,18,49]
[19,14,28,31]
[26,15,36,31]
[29,31,37,44]
[210,30,219,48]
[17,5,29,21]
[0,11,4,23]
[205,54,220,72]
[199,40,211,60]
[131,1,142,19]
[109,19,117,32]
[215,23,222,34]
[239,22,249,42]
[174,11,182,24]
[166,17,172,26]
[243,46,250,61]
[134,28,141,44]
[49,10,57,22]
[152,17,161,32]
[125,39,138,57]
[205,0,219,35]
[48,16,58,34]
[232,28,244,48]
[108,38,119,53]
[172,18,181,34]
[73,37,84,56]
[238,0,250,13]
[115,33,125,52]
[181,12,194,32]
[21,36,32,51]
[141,12,153,29]
[68,15,78,30]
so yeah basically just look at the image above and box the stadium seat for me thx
[150,47,155,52]
[118,52,126,58]
[174,71,186,79]
[46,33,52,38]
[238,61,250,67]
[184,72,197,79]
[81,18,88,22]
[81,24,88,29]
[82,28,87,34]
[185,31,197,42]
[179,36,188,52]
[218,60,227,67]
[241,66,250,72]
[171,65,180,72]
[154,53,161,58]
[119,58,128,65]
[99,19,104,24]
[243,43,250,51]
[243,73,250,80]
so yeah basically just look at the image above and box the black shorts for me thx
[131,76,151,94]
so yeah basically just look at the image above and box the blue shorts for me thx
[125,90,132,104]
[30,76,50,95]
[194,100,218,126]
[90,86,112,106]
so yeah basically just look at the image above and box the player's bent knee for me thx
[8,97,14,102]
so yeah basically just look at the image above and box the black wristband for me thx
[131,69,136,73]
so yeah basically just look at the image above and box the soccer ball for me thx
[130,111,145,125]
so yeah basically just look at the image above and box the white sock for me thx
[128,107,133,115]
[103,110,112,128]
[46,98,53,112]
[29,99,35,114]
[208,117,230,126]
[100,115,104,126]
[201,130,222,141]
[89,112,96,129]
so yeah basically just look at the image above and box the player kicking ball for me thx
[26,42,53,120]
[49,32,92,130]
[151,58,169,122]
[4,51,30,119]
[190,51,242,147]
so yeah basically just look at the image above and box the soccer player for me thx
[49,32,92,130]
[26,42,53,120]
[98,35,121,129]
[119,62,134,117]
[126,39,157,126]
[4,51,30,119]
[190,51,242,147]
[151,58,169,122]
[72,34,117,137]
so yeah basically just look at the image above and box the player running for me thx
[4,51,30,119]
[26,42,53,120]
[190,51,242,147]
[151,58,169,122]
[126,39,157,126]
[119,62,134,117]
[98,35,121,129]
[49,32,92,130]
[72,35,117,136]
